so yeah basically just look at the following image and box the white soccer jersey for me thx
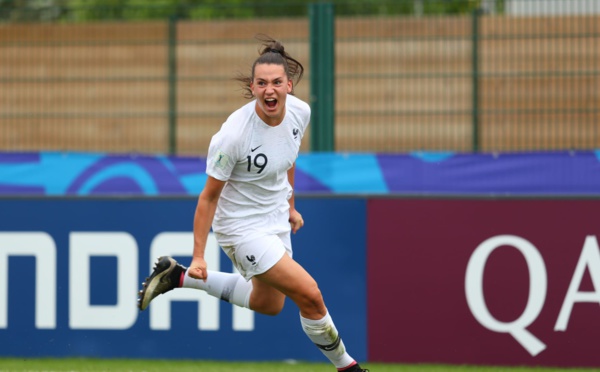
[206,94,310,245]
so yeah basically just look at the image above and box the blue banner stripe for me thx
[0,151,599,196]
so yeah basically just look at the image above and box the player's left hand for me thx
[289,209,304,234]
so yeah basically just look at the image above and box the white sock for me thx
[300,311,355,369]
[182,270,252,309]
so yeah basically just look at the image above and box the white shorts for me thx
[219,232,293,281]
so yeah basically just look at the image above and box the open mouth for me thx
[265,98,277,109]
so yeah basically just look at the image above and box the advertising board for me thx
[367,198,600,367]
[0,198,367,361]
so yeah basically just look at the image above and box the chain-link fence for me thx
[1,1,598,155]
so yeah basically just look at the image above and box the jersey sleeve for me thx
[295,96,311,139]
[206,127,239,181]
[301,103,311,138]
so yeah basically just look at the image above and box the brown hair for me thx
[235,34,304,99]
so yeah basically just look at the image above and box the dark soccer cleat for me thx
[138,256,186,311]
[340,364,369,372]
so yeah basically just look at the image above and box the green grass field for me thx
[0,359,599,372]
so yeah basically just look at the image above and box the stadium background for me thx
[0,0,599,369]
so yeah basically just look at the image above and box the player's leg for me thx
[247,276,286,315]
[255,254,366,371]
[255,253,324,318]
[177,234,299,315]
[137,249,367,371]
[138,256,253,311]
[138,234,289,313]
[182,269,253,308]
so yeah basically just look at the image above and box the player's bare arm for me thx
[189,176,226,281]
[287,163,304,234]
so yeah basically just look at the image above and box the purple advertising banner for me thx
[367,198,600,367]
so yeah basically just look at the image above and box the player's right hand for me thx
[188,256,208,282]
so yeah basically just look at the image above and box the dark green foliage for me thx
[0,0,489,22]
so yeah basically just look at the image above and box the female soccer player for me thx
[138,34,368,372]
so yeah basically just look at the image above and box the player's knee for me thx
[261,304,284,316]
[296,285,325,314]
[251,296,285,316]
[262,302,283,316]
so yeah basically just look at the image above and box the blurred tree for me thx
[0,0,486,22]
[0,0,67,21]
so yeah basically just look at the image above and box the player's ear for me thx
[287,80,293,94]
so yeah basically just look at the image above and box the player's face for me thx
[251,63,292,126]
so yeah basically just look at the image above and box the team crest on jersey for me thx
[214,150,229,169]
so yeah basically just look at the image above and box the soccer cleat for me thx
[137,256,186,311]
[340,364,369,372]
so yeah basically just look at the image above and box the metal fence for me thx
[1,1,599,155]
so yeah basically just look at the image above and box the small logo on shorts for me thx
[246,255,257,266]
[293,128,299,139]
